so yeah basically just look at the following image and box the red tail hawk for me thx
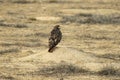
[48,25,62,52]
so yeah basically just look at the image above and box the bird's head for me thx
[54,25,60,29]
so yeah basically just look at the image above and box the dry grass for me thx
[98,54,120,61]
[34,63,89,77]
[0,22,28,28]
[0,0,120,80]
[0,48,20,54]
[98,66,120,76]
[6,0,37,3]
[61,13,120,24]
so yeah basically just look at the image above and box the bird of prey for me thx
[48,25,62,52]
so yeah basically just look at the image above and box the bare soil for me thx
[0,0,120,80]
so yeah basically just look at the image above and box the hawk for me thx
[48,25,62,52]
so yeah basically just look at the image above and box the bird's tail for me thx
[48,47,53,52]
[48,45,56,52]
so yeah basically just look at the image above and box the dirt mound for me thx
[12,47,114,71]
[17,47,99,63]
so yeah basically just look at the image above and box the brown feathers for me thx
[48,25,62,52]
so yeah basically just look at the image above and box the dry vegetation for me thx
[0,0,120,80]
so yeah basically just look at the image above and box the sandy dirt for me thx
[0,0,120,80]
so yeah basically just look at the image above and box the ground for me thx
[0,0,120,80]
